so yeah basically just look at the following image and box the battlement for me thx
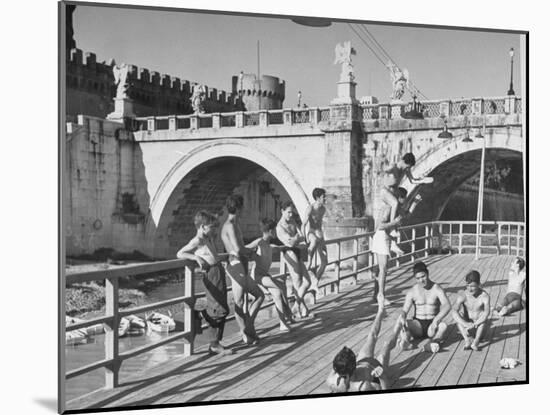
[67,48,241,114]
[231,73,286,110]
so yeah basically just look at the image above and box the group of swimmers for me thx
[176,190,328,356]
[325,152,527,392]
[175,151,527,393]
[326,256,526,392]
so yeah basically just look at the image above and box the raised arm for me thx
[405,168,433,185]
[245,237,262,250]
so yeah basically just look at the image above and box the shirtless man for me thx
[371,170,404,306]
[386,153,434,187]
[494,257,526,317]
[326,302,402,392]
[221,194,265,345]
[277,201,312,319]
[302,188,328,293]
[452,270,491,351]
[399,261,451,353]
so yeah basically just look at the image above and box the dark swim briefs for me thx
[414,318,434,338]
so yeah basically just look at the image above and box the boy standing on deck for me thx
[176,211,232,356]
[302,188,328,294]
[246,218,295,332]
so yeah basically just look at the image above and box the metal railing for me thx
[63,220,524,395]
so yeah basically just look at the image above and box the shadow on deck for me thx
[67,254,526,411]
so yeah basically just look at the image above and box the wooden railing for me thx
[63,220,524,395]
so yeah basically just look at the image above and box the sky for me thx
[72,4,523,108]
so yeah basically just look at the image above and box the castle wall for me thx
[65,116,148,256]
[66,48,243,119]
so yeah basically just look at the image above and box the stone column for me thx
[107,98,136,122]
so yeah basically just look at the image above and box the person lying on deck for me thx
[399,261,451,353]
[493,257,526,318]
[452,270,491,351]
[326,303,402,392]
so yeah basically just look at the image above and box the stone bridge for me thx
[65,96,523,258]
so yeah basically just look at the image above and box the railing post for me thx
[458,223,463,254]
[335,242,341,294]
[368,234,374,278]
[438,223,443,254]
[411,228,416,261]
[183,266,195,357]
[508,224,512,255]
[353,238,359,283]
[424,225,430,257]
[104,277,120,389]
[516,224,521,256]
[496,223,502,255]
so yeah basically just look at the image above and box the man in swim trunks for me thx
[494,257,526,318]
[277,201,313,319]
[176,210,232,355]
[452,270,491,351]
[385,152,434,187]
[326,302,402,392]
[302,187,328,294]
[371,170,404,306]
[221,194,265,345]
[399,261,451,353]
[246,218,295,332]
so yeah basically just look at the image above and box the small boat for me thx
[66,328,88,346]
[118,317,130,337]
[66,316,105,335]
[127,314,147,335]
[146,311,176,333]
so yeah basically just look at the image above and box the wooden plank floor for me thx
[67,254,527,411]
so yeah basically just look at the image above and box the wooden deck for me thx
[67,254,526,411]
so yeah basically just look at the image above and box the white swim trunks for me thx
[372,230,391,256]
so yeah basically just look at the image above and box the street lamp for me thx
[297,91,302,108]
[438,119,453,139]
[473,122,486,260]
[507,47,515,96]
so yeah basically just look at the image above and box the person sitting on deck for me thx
[276,201,313,319]
[493,257,526,318]
[326,303,402,392]
[452,270,491,351]
[176,210,232,356]
[399,261,451,353]
[246,218,295,332]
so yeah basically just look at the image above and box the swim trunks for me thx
[414,318,434,338]
[201,264,229,319]
[372,230,391,256]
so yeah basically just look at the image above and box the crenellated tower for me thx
[231,73,285,111]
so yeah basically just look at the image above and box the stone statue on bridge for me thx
[387,62,409,102]
[334,41,357,82]
[191,84,206,114]
[113,63,131,100]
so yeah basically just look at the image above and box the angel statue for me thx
[334,41,357,82]
[113,63,131,99]
[387,62,409,102]
[190,84,206,114]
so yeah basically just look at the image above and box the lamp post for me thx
[507,47,515,96]
[297,91,302,108]
[474,122,486,260]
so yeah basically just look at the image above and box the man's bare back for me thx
[221,216,244,257]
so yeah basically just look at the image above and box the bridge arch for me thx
[402,129,524,222]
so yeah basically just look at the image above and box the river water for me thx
[65,264,285,401]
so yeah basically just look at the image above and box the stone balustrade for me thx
[133,96,522,132]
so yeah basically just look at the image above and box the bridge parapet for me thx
[133,96,521,135]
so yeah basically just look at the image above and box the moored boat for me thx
[146,311,176,333]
